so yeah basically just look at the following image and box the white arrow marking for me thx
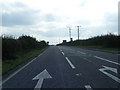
[85,85,93,90]
[102,65,117,73]
[99,66,120,83]
[32,69,52,90]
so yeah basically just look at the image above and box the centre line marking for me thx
[61,52,65,55]
[94,56,120,66]
[65,57,75,69]
[78,51,86,55]
[85,85,93,90]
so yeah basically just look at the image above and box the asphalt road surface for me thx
[1,46,120,90]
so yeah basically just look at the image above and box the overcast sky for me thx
[0,0,119,45]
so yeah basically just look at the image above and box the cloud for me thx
[43,14,56,22]
[1,0,118,45]
[103,12,118,34]
[1,2,40,26]
[2,10,40,26]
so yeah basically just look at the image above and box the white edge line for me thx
[65,57,75,69]
[2,53,44,85]
[85,85,93,90]
[94,56,120,66]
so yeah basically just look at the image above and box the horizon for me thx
[1,0,119,45]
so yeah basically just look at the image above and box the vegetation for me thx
[2,47,47,74]
[2,35,48,60]
[58,33,120,50]
[2,35,48,74]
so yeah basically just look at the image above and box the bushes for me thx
[2,35,48,60]
[2,38,18,60]
[59,33,120,49]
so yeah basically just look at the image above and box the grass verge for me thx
[2,47,48,75]
[76,45,120,51]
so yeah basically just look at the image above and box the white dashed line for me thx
[94,56,120,66]
[65,57,75,69]
[85,85,93,90]
[58,46,62,52]
[61,52,65,55]
[78,51,86,55]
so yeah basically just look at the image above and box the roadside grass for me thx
[76,45,120,51]
[2,47,48,75]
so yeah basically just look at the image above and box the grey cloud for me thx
[41,29,67,37]
[42,13,66,23]
[2,10,40,26]
[75,19,91,26]
[104,12,118,33]
[0,2,27,11]
[1,2,41,26]
[104,13,117,23]
[44,14,56,22]
[79,0,90,7]
[13,2,27,7]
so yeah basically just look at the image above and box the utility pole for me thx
[69,27,71,41]
[76,26,81,40]
[67,26,72,41]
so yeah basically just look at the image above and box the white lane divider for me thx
[65,57,75,69]
[94,56,120,66]
[85,85,93,90]
[61,52,65,55]
[58,46,62,52]
[78,51,86,55]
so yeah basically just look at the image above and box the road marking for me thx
[102,65,117,73]
[85,85,93,90]
[2,58,37,85]
[58,46,63,52]
[65,57,75,69]
[78,51,86,55]
[2,51,46,85]
[99,65,120,83]
[94,56,120,66]
[32,69,52,90]
[61,52,65,55]
[76,73,82,76]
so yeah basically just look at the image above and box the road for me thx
[2,46,120,90]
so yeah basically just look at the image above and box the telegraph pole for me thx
[67,26,72,41]
[76,26,81,40]
[69,27,71,41]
